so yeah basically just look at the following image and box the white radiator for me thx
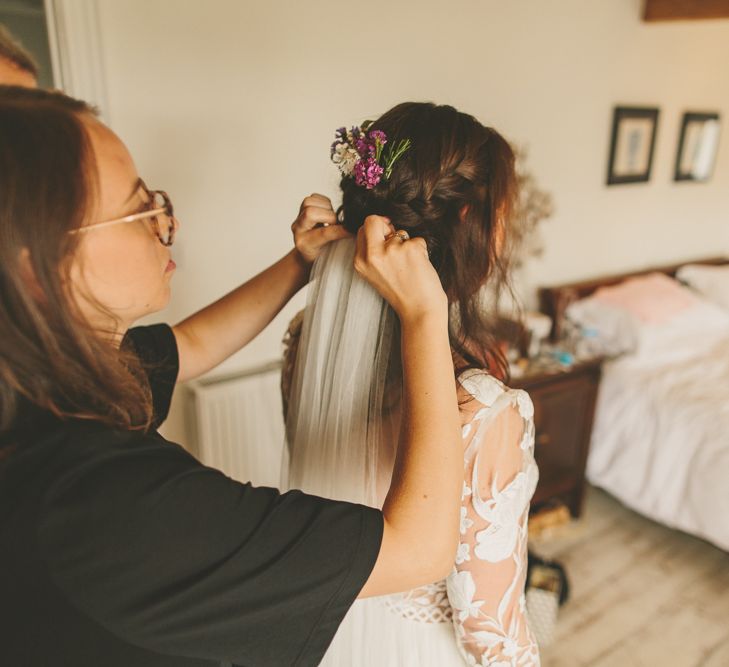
[185,360,286,489]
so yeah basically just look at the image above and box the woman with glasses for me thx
[0,85,463,667]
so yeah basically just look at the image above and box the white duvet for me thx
[586,301,729,551]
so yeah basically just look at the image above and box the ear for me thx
[18,247,45,302]
[459,204,470,222]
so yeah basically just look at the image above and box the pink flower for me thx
[354,157,384,189]
[369,130,387,146]
[332,123,404,189]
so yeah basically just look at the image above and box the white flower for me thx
[446,570,484,622]
[455,542,471,564]
[459,370,504,405]
[470,635,516,666]
[502,636,518,657]
[474,520,520,563]
[472,470,532,562]
[460,506,474,534]
[471,630,504,648]
[515,390,534,420]
[519,425,534,452]
[331,143,359,176]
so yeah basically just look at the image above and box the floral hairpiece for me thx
[330,120,411,190]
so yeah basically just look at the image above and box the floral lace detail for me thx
[383,580,453,623]
[448,370,540,666]
[385,370,540,666]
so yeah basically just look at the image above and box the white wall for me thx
[94,0,729,445]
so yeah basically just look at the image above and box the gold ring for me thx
[386,229,410,242]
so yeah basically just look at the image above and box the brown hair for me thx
[0,85,154,440]
[338,102,520,381]
[0,25,38,78]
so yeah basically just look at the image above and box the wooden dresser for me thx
[512,357,604,518]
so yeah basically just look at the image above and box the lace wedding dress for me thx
[282,313,541,667]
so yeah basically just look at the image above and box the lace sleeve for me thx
[446,371,541,666]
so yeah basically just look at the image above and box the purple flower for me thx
[370,130,387,146]
[331,123,401,189]
[353,136,368,156]
[354,157,384,189]
[354,129,387,159]
[331,127,349,158]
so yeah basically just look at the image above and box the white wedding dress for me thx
[324,371,540,667]
[281,239,540,666]
[284,350,540,664]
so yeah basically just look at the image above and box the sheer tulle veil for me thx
[278,236,476,666]
[280,237,401,507]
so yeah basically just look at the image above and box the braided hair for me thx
[337,102,520,381]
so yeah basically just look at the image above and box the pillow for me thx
[635,297,729,363]
[676,263,729,311]
[564,271,729,360]
[591,272,700,325]
[565,272,716,356]
[564,298,639,356]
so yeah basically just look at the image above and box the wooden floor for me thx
[530,485,729,667]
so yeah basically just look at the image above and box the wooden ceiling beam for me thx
[643,0,729,21]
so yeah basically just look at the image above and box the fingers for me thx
[382,234,428,266]
[353,217,444,320]
[318,223,351,242]
[410,236,429,258]
[355,216,386,275]
[359,215,394,250]
[294,193,337,235]
[299,193,334,213]
[357,216,427,274]
[292,205,337,232]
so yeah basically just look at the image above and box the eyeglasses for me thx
[71,179,178,246]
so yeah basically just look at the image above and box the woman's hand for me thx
[354,215,447,323]
[291,194,352,265]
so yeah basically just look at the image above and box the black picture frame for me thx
[674,112,721,182]
[606,106,660,185]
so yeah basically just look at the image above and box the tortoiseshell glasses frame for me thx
[70,179,178,246]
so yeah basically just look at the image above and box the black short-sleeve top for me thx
[0,324,384,667]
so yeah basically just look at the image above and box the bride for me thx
[281,102,540,666]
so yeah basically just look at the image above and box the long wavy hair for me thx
[338,102,521,381]
[0,85,154,446]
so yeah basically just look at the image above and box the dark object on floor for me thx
[527,550,569,606]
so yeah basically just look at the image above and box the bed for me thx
[538,256,729,551]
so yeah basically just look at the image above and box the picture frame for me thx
[674,112,721,182]
[606,106,660,185]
